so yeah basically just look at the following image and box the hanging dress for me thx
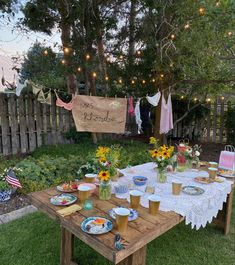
[146,91,161,107]
[134,98,142,134]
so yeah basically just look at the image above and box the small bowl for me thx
[133,176,148,186]
[114,184,129,194]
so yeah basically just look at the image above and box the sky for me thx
[0,3,60,90]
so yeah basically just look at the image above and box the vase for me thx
[157,169,167,183]
[110,167,119,181]
[177,162,187,172]
[99,181,111,200]
[186,160,193,169]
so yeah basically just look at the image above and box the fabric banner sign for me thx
[72,95,127,133]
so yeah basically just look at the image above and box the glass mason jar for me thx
[110,167,119,181]
[157,168,167,183]
[99,181,111,200]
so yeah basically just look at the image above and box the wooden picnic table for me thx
[29,164,234,265]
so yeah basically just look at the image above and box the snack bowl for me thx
[132,176,148,186]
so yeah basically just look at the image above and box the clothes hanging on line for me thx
[128,96,135,116]
[56,94,74,111]
[134,98,142,134]
[160,93,173,134]
[37,90,52,105]
[16,79,28,96]
[146,91,161,107]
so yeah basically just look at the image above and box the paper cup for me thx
[208,167,218,181]
[129,190,143,209]
[115,208,130,235]
[84,173,96,183]
[172,180,182,195]
[78,185,91,203]
[208,162,218,168]
[148,195,161,215]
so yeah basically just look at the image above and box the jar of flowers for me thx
[95,145,121,181]
[98,170,111,200]
[149,137,174,183]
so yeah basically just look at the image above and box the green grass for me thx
[0,142,234,265]
[0,195,234,265]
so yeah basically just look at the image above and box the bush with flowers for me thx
[149,137,175,182]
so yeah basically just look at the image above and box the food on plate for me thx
[92,218,106,226]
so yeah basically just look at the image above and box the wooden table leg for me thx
[60,226,77,265]
[117,246,147,265]
[213,189,234,235]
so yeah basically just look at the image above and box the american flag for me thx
[6,169,22,188]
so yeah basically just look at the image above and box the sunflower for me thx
[162,150,170,159]
[150,149,159,158]
[99,157,107,163]
[98,171,110,181]
[96,146,110,158]
[149,137,157,145]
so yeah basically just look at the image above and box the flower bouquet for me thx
[149,137,174,183]
[98,170,111,200]
[96,145,122,182]
[176,140,202,171]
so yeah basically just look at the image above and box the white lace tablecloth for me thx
[111,162,233,230]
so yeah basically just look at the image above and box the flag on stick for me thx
[6,169,22,188]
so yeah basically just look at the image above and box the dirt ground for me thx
[0,141,228,215]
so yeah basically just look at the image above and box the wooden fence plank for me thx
[28,94,37,152]
[8,95,18,154]
[0,94,11,155]
[51,95,57,145]
[42,103,48,145]
[36,100,42,147]
[18,96,28,153]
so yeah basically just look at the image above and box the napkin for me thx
[56,204,82,217]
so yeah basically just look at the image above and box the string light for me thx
[61,59,66,64]
[64,47,70,54]
[142,80,146,84]
[194,97,197,101]
[221,96,225,100]
[43,50,48,55]
[77,67,82,72]
[137,50,141,55]
[170,34,176,40]
[181,96,184,99]
[198,7,205,15]
[119,55,124,60]
[228,31,233,36]
[152,78,156,82]
[118,79,122,84]
[170,62,174,67]
[86,54,90,60]
[92,72,97,78]
[105,76,109,81]
[131,80,135,85]
[184,23,190,29]
[206,98,211,102]
[160,74,164,78]
[215,1,220,7]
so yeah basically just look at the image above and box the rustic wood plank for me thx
[42,103,48,145]
[60,226,76,265]
[51,94,57,144]
[8,95,18,154]
[0,94,11,155]
[35,100,42,147]
[27,94,37,152]
[18,96,28,153]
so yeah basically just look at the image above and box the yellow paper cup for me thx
[172,180,182,195]
[78,185,91,203]
[148,195,161,215]
[208,162,218,168]
[115,208,130,235]
[129,190,143,209]
[208,167,218,182]
[84,173,97,183]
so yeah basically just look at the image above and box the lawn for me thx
[0,140,234,265]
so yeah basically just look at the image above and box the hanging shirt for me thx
[56,94,74,111]
[146,91,161,106]
[128,96,135,116]
[160,93,173,134]
[134,98,142,134]
[16,79,28,96]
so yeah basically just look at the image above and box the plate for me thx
[50,193,77,206]
[109,207,138,221]
[218,169,235,178]
[194,177,211,184]
[182,186,205,195]
[81,217,113,234]
[57,184,77,193]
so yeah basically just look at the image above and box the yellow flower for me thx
[162,150,170,159]
[150,149,160,158]
[99,157,107,163]
[96,146,110,158]
[98,171,110,181]
[149,137,157,145]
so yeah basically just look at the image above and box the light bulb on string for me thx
[142,80,146,84]
[61,59,66,65]
[170,62,174,67]
[184,23,190,29]
[92,72,97,78]
[105,76,109,81]
[131,80,135,85]
[170,34,176,40]
[228,31,233,36]
[160,73,164,78]
[64,47,70,54]
[137,50,141,56]
[180,96,184,99]
[43,50,48,55]
[206,98,211,102]
[215,1,220,7]
[118,79,123,84]
[194,97,197,101]
[86,54,91,60]
[221,96,225,100]
[152,78,156,83]
[198,7,205,15]
[77,67,82,72]
[119,55,124,60]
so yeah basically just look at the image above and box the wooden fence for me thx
[0,94,234,156]
[172,100,235,144]
[0,93,74,156]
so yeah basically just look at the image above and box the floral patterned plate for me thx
[50,193,77,206]
[182,186,205,195]
[81,217,113,235]
[109,207,138,221]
